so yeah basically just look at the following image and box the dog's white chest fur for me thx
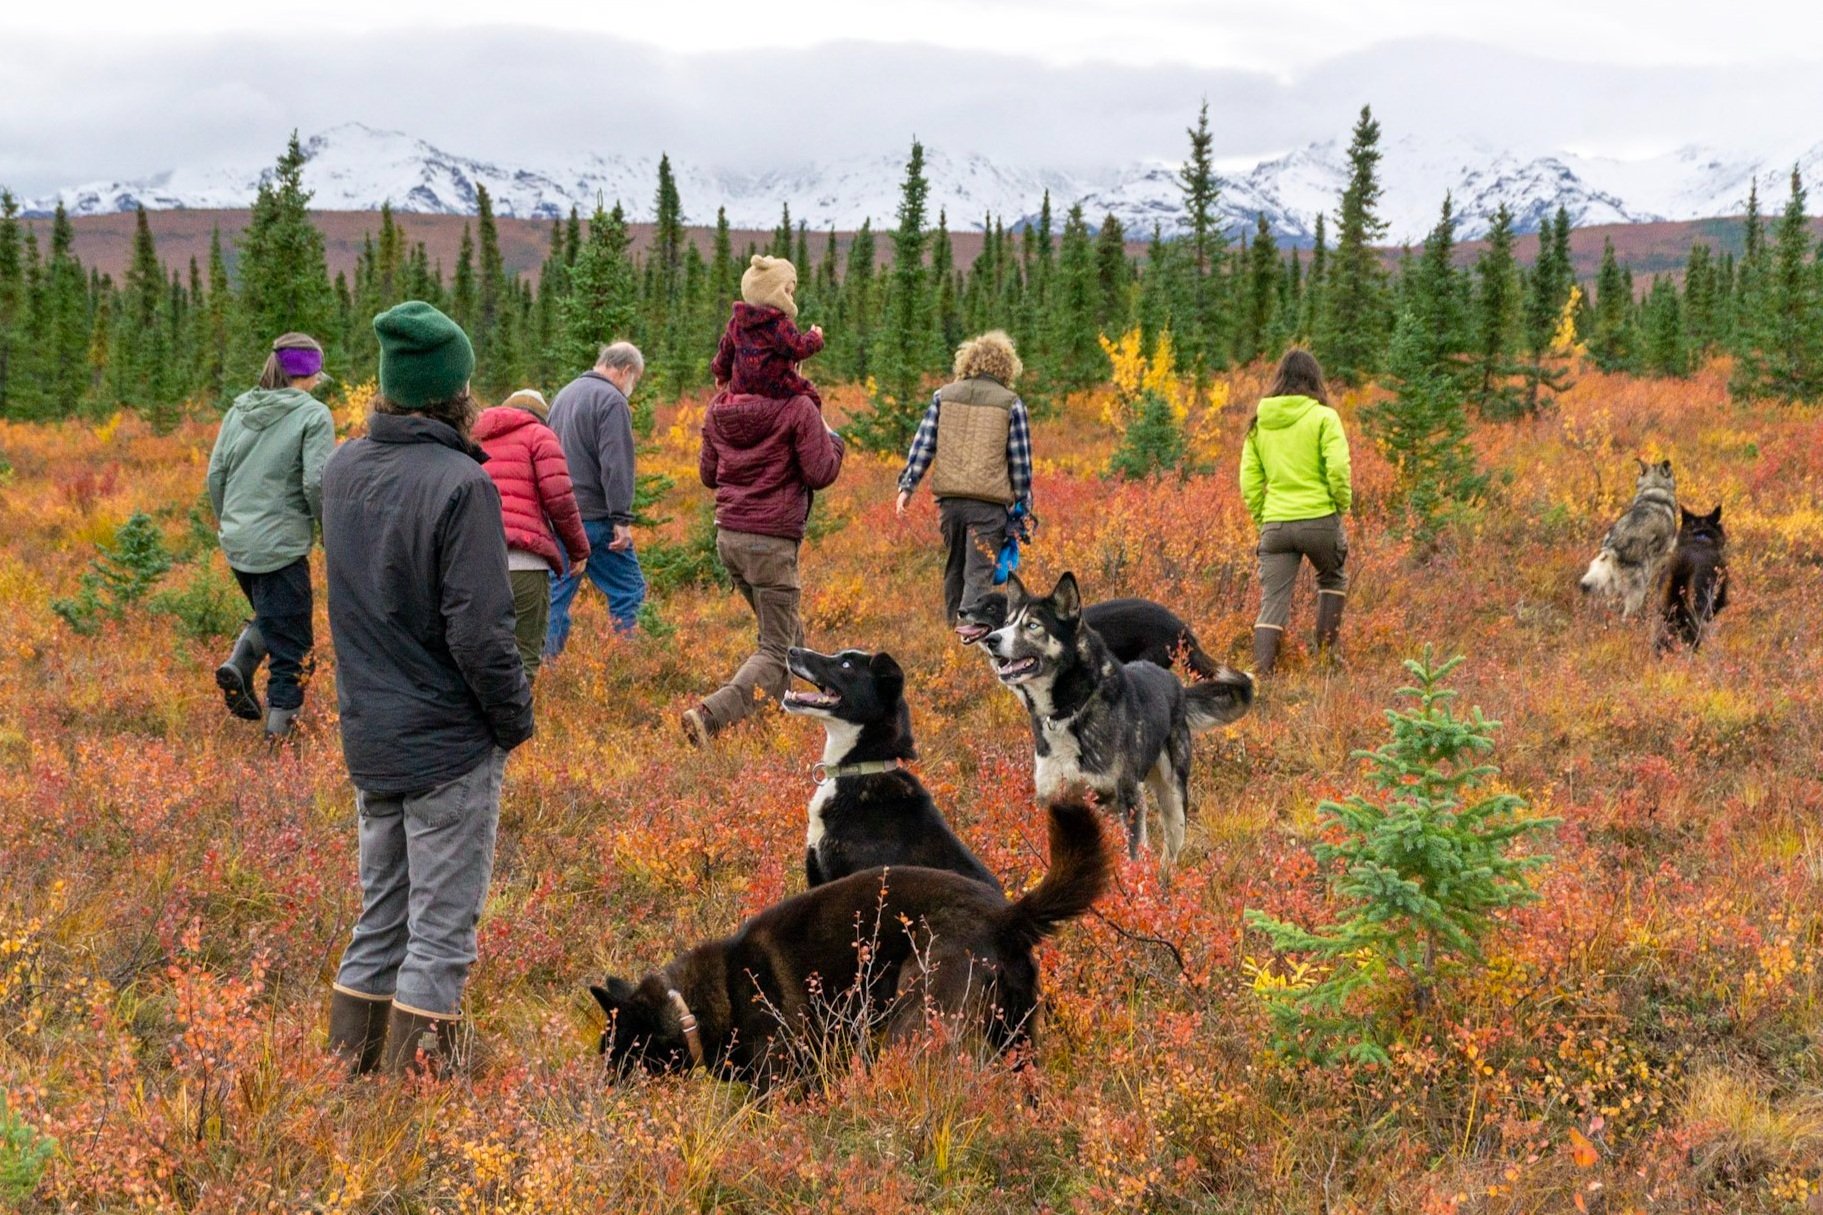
[1034,715,1089,797]
[807,720,862,849]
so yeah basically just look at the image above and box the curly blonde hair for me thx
[953,330,1022,386]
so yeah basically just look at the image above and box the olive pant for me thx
[1255,513,1348,630]
[938,497,1009,625]
[508,570,549,683]
[699,530,804,732]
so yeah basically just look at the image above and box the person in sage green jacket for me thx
[206,332,336,738]
[1239,348,1352,675]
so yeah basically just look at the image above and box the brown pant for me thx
[1256,513,1348,630]
[700,530,804,730]
[509,569,550,683]
[938,497,1009,624]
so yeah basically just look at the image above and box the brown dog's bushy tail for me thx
[1000,794,1112,952]
[1185,666,1255,732]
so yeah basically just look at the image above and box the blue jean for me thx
[333,750,506,1017]
[546,517,646,655]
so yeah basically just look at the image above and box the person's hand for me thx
[609,523,633,552]
[809,325,824,339]
[895,490,912,518]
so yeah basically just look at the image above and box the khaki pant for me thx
[938,497,1009,624]
[509,570,550,683]
[1256,513,1348,630]
[701,530,804,731]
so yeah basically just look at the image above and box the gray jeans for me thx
[938,497,1009,624]
[333,750,506,1017]
[1256,514,1348,629]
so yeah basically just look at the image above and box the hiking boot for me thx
[326,987,392,1077]
[1251,627,1282,677]
[1315,592,1346,660]
[215,622,267,721]
[265,705,299,742]
[381,1005,461,1077]
[681,706,713,750]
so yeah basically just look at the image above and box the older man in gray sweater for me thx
[545,341,646,651]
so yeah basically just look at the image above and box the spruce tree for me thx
[561,202,638,377]
[0,191,27,415]
[1094,213,1130,333]
[1362,196,1482,548]
[1641,275,1690,378]
[1176,100,1229,380]
[1734,167,1823,402]
[1729,182,1767,362]
[1516,206,1575,412]
[853,141,934,452]
[1051,202,1106,392]
[1299,213,1328,342]
[649,155,686,396]
[771,204,793,259]
[1237,213,1280,365]
[236,133,336,382]
[1318,106,1389,387]
[837,219,878,390]
[112,205,174,412]
[45,204,91,414]
[931,209,961,356]
[1469,203,1523,418]
[451,224,476,335]
[1587,238,1637,373]
[1682,242,1718,359]
[474,186,508,394]
[1136,224,1179,353]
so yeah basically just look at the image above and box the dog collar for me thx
[666,988,706,1069]
[811,758,905,785]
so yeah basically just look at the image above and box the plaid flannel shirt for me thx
[897,391,1033,511]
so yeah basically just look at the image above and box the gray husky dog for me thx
[1580,458,1678,617]
[981,571,1254,865]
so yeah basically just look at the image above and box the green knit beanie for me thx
[373,301,475,409]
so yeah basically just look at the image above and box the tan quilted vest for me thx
[928,377,1017,505]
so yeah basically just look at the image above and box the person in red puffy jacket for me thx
[473,389,591,682]
[681,389,845,747]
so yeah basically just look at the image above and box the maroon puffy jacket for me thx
[473,405,591,572]
[698,392,846,541]
[711,303,825,409]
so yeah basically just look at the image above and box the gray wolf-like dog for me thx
[1580,458,1678,617]
[980,571,1253,865]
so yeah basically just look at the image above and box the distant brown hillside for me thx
[29,208,1820,288]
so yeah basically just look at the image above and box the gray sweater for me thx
[547,371,636,525]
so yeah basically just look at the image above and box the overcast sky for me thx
[4,0,1820,194]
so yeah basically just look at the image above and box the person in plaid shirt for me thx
[894,331,1034,623]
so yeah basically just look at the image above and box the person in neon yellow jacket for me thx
[1239,348,1352,674]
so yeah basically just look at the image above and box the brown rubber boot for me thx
[326,988,392,1077]
[381,1005,461,1077]
[1251,627,1282,677]
[1315,592,1346,659]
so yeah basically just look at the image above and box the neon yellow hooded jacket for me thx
[1238,394,1352,524]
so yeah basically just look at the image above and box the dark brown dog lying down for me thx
[589,795,1111,1088]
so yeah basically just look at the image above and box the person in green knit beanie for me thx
[321,300,532,1078]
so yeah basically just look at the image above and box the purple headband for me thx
[275,346,323,378]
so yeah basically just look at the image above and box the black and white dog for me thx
[782,647,1001,891]
[980,572,1254,865]
[957,591,1223,678]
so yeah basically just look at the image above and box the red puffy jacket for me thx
[699,392,846,541]
[474,405,591,572]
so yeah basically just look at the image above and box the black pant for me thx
[938,498,1009,625]
[233,558,313,711]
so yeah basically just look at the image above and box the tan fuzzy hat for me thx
[740,254,799,320]
[502,388,550,421]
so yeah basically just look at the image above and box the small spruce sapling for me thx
[1245,649,1557,1065]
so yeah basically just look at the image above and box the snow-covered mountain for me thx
[23,122,1816,246]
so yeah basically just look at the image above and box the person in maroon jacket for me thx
[473,389,590,683]
[711,255,825,410]
[682,386,845,747]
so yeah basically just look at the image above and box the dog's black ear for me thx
[1051,571,1082,622]
[1658,459,1673,476]
[1005,572,1030,607]
[590,977,636,1015]
[1708,503,1723,523]
[1681,506,1698,525]
[869,651,905,696]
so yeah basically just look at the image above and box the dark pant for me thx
[1255,514,1348,630]
[938,497,1009,624]
[509,570,550,683]
[232,557,313,711]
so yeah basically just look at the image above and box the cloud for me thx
[1,28,1818,198]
